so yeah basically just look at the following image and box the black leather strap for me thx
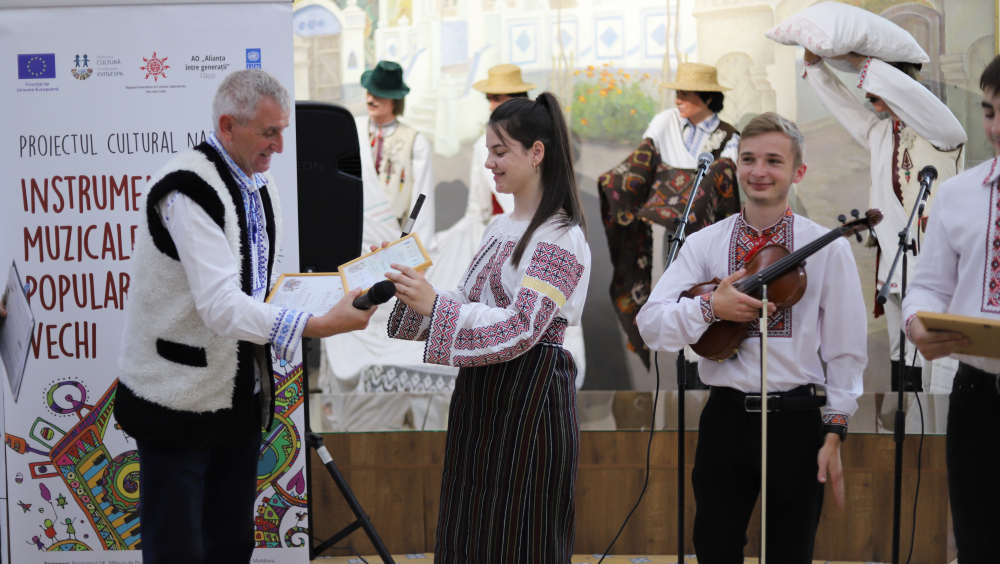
[710,384,827,412]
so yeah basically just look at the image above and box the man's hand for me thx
[710,269,776,322]
[817,432,845,508]
[804,48,821,65]
[386,264,437,317]
[302,288,377,338]
[909,319,969,361]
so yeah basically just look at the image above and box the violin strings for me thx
[739,223,854,295]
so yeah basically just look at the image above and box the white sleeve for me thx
[901,186,958,337]
[642,111,670,156]
[817,239,867,417]
[410,132,436,246]
[159,191,310,359]
[721,132,740,162]
[636,232,715,352]
[858,58,967,151]
[802,60,879,151]
[419,230,589,367]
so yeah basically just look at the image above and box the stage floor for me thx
[312,557,961,563]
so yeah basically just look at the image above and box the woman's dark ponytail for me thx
[488,91,586,267]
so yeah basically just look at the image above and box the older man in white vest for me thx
[116,70,375,564]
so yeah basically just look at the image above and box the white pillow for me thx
[766,1,929,73]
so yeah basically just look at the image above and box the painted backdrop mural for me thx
[0,3,310,563]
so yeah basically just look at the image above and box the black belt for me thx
[955,362,1000,396]
[709,384,827,413]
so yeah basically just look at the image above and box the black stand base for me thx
[305,431,396,563]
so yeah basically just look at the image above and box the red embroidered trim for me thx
[728,209,794,338]
[985,157,999,186]
[455,288,536,351]
[388,300,424,340]
[524,242,585,300]
[823,413,849,428]
[468,240,516,304]
[700,293,715,323]
[982,179,1000,313]
[857,56,874,89]
[452,294,557,367]
[425,296,462,365]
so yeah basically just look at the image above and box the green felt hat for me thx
[361,61,410,99]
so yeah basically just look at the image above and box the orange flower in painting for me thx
[599,89,608,97]
[630,108,637,115]
[624,73,630,79]
[617,89,622,94]
[578,95,586,103]
[580,118,589,125]
[588,65,595,71]
[586,71,594,77]
[643,73,650,79]
[574,70,580,75]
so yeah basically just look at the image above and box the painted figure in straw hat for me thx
[598,62,742,377]
[355,60,435,247]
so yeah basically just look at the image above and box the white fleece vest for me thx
[118,148,281,413]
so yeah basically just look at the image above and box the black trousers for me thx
[947,363,1000,563]
[692,394,825,564]
[137,435,261,564]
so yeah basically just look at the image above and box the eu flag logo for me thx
[18,54,56,79]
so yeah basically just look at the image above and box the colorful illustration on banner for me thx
[18,500,32,513]
[141,51,170,81]
[247,48,262,69]
[71,54,93,80]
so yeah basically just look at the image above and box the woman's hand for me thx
[386,264,437,317]
[370,241,390,253]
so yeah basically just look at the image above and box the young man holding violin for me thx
[637,112,867,563]
[902,55,1000,562]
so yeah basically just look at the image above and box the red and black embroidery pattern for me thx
[982,178,1000,314]
[469,240,516,304]
[524,242,585,300]
[425,296,463,365]
[453,295,557,367]
[539,318,567,346]
[455,288,537,351]
[728,209,795,338]
[699,293,715,323]
[388,300,425,340]
[823,413,849,429]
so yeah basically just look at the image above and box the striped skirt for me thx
[435,343,580,563]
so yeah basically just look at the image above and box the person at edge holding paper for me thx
[381,92,591,563]
[114,70,376,564]
[902,55,1000,563]
[636,113,866,564]
[802,48,967,391]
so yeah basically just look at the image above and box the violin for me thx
[683,208,883,360]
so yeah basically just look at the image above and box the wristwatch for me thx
[824,424,847,443]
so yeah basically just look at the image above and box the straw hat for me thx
[472,64,536,95]
[659,62,731,92]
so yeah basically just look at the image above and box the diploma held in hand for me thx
[339,233,433,292]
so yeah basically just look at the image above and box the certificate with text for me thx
[265,273,345,316]
[0,261,34,402]
[339,233,432,292]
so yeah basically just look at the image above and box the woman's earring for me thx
[534,162,539,173]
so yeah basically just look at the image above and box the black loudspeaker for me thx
[294,101,364,273]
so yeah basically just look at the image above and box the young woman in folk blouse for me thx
[382,92,591,563]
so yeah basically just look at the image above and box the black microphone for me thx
[353,279,397,310]
[917,165,937,217]
[697,152,714,173]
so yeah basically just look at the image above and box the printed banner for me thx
[0,4,308,563]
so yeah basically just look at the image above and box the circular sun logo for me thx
[140,51,170,82]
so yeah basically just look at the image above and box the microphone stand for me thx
[663,154,713,560]
[875,166,935,564]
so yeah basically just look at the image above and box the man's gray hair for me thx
[212,69,291,131]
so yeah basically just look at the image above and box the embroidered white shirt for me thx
[635,210,867,417]
[642,108,739,168]
[902,157,1000,375]
[156,138,310,392]
[387,215,591,367]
